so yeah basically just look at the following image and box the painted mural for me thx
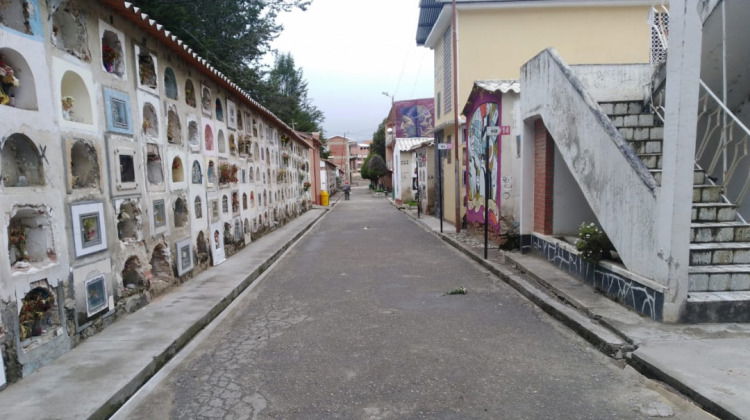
[394,98,434,138]
[466,101,501,231]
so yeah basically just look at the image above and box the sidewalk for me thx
[0,208,328,420]
[402,209,750,420]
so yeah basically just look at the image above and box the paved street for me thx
[119,188,709,420]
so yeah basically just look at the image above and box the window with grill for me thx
[650,11,669,64]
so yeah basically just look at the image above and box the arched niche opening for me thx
[237,111,243,130]
[70,139,99,189]
[51,3,91,61]
[196,231,208,263]
[185,79,196,107]
[146,144,164,185]
[171,156,184,183]
[166,107,181,144]
[244,218,250,234]
[18,284,60,342]
[242,193,248,210]
[188,120,199,147]
[8,206,54,268]
[191,160,202,184]
[117,200,140,242]
[266,148,270,164]
[217,130,226,154]
[229,134,236,155]
[249,166,254,182]
[122,256,146,289]
[101,30,124,77]
[215,98,223,121]
[255,168,260,182]
[61,71,93,124]
[253,143,259,160]
[222,195,228,214]
[194,195,202,219]
[2,133,44,187]
[207,160,217,184]
[0,49,37,110]
[173,196,188,228]
[164,67,178,100]
[204,125,213,151]
[231,191,239,214]
[223,222,232,245]
[137,52,157,90]
[142,102,158,138]
[149,243,171,282]
[201,86,211,114]
[250,191,255,207]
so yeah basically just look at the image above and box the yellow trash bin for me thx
[320,190,329,206]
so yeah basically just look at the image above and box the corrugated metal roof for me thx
[396,137,434,152]
[475,80,521,93]
[406,139,435,152]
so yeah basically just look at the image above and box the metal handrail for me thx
[699,80,750,136]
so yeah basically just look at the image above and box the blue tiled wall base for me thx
[522,234,663,321]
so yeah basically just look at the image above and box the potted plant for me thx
[576,222,614,263]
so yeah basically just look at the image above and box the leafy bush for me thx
[576,222,613,263]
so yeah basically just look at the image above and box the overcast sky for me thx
[269,0,435,141]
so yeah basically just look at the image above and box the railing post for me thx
[657,0,703,322]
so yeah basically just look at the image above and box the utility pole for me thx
[451,0,461,233]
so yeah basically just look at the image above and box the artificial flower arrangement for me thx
[0,57,20,106]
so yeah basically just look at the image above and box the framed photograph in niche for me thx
[226,99,237,130]
[175,237,194,276]
[71,202,108,258]
[200,83,212,117]
[85,275,108,316]
[113,147,138,191]
[103,88,133,135]
[210,222,226,266]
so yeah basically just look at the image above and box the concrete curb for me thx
[91,208,331,420]
[395,206,735,419]
[627,352,742,420]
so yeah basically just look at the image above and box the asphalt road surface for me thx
[118,187,710,420]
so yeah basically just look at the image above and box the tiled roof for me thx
[104,0,305,144]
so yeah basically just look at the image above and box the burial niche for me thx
[185,79,196,107]
[173,197,188,228]
[0,0,33,34]
[137,51,157,90]
[194,196,202,219]
[196,231,208,263]
[166,108,181,144]
[122,256,146,289]
[204,125,213,150]
[70,139,99,189]
[215,98,223,121]
[171,156,184,183]
[142,103,158,138]
[51,2,91,61]
[146,144,164,185]
[229,134,236,155]
[217,130,226,154]
[222,195,228,214]
[19,284,60,343]
[0,49,37,109]
[8,206,55,269]
[191,160,202,184]
[61,71,92,124]
[149,243,171,281]
[117,200,140,241]
[232,191,239,214]
[164,67,178,100]
[188,121,199,147]
[2,133,44,187]
[101,30,124,77]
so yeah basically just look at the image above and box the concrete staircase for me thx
[603,101,750,322]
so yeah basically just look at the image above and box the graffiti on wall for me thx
[393,99,434,138]
[466,102,500,231]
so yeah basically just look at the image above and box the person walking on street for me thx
[343,182,351,200]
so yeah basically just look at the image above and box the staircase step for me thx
[692,184,723,203]
[692,202,737,222]
[689,265,750,292]
[683,291,750,322]
[627,139,662,154]
[601,101,643,116]
[610,114,656,128]
[691,222,750,243]
[620,127,663,142]
[637,153,661,169]
[649,170,705,185]
[690,242,750,265]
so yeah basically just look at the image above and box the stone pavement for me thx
[404,208,750,420]
[115,187,709,419]
[0,207,328,420]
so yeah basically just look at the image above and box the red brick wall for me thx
[534,119,554,235]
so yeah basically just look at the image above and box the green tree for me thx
[360,154,372,182]
[136,0,311,99]
[367,155,388,181]
[265,53,324,132]
[371,118,387,158]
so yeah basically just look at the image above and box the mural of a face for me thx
[467,102,500,229]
